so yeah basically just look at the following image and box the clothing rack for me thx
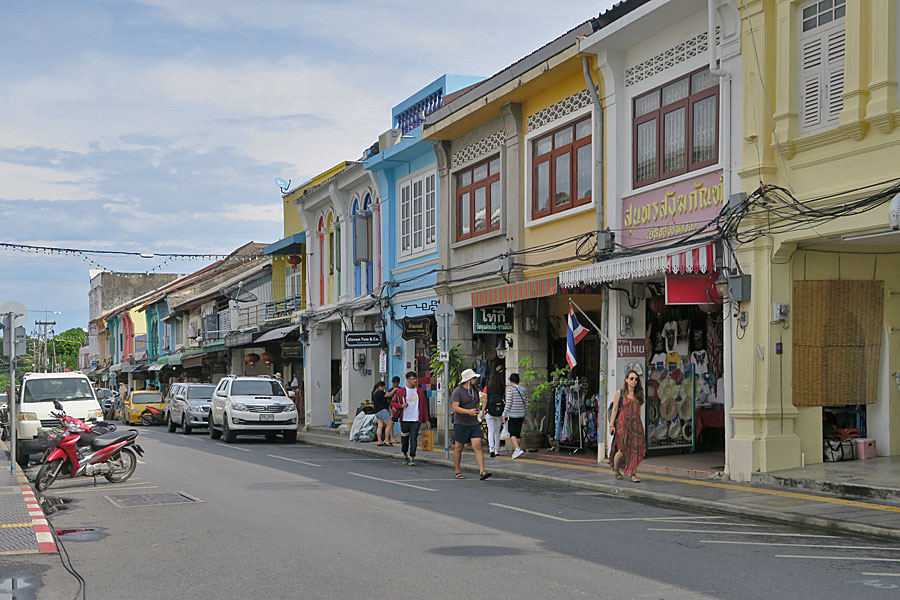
[548,379,592,454]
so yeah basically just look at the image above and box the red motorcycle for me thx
[35,400,145,492]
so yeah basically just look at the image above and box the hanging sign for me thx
[473,306,514,334]
[281,342,303,359]
[665,271,720,305]
[401,316,435,340]
[379,349,387,373]
[343,332,383,348]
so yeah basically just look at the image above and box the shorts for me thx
[454,423,482,445]
[506,417,524,438]
[375,409,391,421]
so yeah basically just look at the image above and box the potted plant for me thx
[518,358,571,450]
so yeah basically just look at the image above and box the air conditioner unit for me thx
[188,324,199,338]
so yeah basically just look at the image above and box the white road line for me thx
[490,504,731,523]
[702,540,900,551]
[778,555,900,563]
[863,573,900,577]
[348,472,437,491]
[267,454,321,467]
[216,444,250,452]
[649,528,841,538]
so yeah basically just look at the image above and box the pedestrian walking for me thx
[608,369,646,483]
[483,369,505,458]
[452,369,490,480]
[503,373,528,460]
[384,375,401,445]
[371,381,393,446]
[391,371,429,465]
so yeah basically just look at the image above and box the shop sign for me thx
[401,316,435,341]
[379,349,387,373]
[473,306,514,334]
[617,339,646,358]
[226,332,254,347]
[281,342,303,359]
[665,271,720,305]
[343,332,383,348]
[134,334,147,360]
[621,171,724,248]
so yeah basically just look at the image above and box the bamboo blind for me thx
[793,280,884,406]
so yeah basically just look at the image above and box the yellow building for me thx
[732,0,900,480]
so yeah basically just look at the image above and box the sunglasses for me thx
[626,376,638,381]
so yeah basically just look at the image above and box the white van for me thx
[15,372,103,466]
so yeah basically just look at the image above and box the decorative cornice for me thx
[526,89,593,132]
[451,131,504,168]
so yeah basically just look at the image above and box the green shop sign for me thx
[473,306,514,334]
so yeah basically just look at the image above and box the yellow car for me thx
[123,390,166,425]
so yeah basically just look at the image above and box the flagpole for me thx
[568,298,608,345]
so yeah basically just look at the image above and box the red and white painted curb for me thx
[21,487,57,553]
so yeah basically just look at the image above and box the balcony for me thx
[265,294,306,321]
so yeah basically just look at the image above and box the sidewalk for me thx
[299,429,900,541]
[0,440,57,555]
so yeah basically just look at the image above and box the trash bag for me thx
[350,413,378,442]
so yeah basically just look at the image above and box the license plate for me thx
[260,413,275,422]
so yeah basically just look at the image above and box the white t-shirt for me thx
[402,387,419,421]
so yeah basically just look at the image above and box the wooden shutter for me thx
[797,3,845,134]
[825,29,845,124]
[799,36,824,131]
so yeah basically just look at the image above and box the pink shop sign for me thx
[621,171,724,248]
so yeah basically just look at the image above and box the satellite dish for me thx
[221,281,258,303]
[275,178,291,193]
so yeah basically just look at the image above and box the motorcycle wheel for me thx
[35,458,63,492]
[141,413,152,426]
[1,426,8,442]
[104,447,137,483]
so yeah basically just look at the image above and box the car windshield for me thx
[231,380,286,397]
[187,386,215,400]
[22,378,94,403]
[131,392,163,404]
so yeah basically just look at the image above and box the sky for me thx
[0,0,615,337]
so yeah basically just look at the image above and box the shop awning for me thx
[264,232,306,255]
[559,240,717,288]
[471,276,559,308]
[182,353,205,369]
[148,363,165,372]
[255,324,299,343]
[109,363,123,373]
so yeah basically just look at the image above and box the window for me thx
[532,116,592,219]
[633,67,719,188]
[798,0,846,134]
[399,171,437,256]
[455,156,501,240]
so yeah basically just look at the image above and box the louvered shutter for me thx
[799,35,824,131]
[825,28,845,124]
[797,1,845,135]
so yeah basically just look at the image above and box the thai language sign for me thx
[473,306,514,334]
[621,171,723,248]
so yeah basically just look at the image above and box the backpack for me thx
[486,388,504,417]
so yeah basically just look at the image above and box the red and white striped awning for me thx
[559,241,717,288]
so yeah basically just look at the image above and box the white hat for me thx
[460,368,478,383]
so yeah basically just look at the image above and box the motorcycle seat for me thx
[90,430,137,449]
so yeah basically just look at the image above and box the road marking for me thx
[216,444,251,452]
[348,472,436,491]
[490,503,731,523]
[863,573,900,577]
[649,528,841,538]
[702,540,900,550]
[1,523,34,529]
[137,459,145,464]
[267,454,321,467]
[778,555,900,563]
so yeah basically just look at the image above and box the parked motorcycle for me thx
[34,401,145,492]
[140,405,165,426]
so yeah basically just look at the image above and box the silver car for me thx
[166,383,215,434]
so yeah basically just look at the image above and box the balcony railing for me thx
[265,294,305,320]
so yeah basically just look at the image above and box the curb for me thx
[299,436,900,543]
[21,487,57,553]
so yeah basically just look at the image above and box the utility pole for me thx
[35,321,55,372]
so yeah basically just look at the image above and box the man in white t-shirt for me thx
[390,371,430,465]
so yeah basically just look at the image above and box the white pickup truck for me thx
[14,372,103,466]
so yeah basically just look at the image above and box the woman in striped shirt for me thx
[503,373,528,459]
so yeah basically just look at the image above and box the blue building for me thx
[365,74,482,409]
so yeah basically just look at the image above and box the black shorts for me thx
[454,424,482,445]
[506,417,524,438]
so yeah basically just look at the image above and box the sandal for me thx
[630,475,641,483]
[615,470,623,480]
[455,472,465,479]
[479,472,492,481]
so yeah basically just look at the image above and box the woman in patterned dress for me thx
[608,369,646,483]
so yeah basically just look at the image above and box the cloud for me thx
[221,204,282,223]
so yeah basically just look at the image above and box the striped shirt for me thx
[503,384,528,419]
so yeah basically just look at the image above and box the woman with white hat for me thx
[607,369,646,483]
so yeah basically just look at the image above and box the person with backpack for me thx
[390,371,430,465]
[482,369,505,458]
[503,373,528,460]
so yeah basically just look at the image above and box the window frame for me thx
[797,0,846,135]
[454,155,501,242]
[397,167,438,258]
[530,116,592,220]
[632,66,720,189]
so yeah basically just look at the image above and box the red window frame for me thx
[632,66,719,189]
[455,156,501,241]
[531,116,592,220]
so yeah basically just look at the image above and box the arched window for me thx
[317,215,325,304]
[326,211,336,303]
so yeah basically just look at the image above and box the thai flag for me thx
[566,305,588,369]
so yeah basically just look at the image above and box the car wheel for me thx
[209,412,222,439]
[167,413,177,432]
[182,415,192,435]
[223,417,236,444]
[283,430,297,443]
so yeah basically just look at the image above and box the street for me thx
[3,430,899,600]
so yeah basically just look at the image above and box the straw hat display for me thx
[678,396,693,421]
[647,401,660,424]
[680,380,694,401]
[671,368,684,385]
[660,397,678,421]
[650,423,668,441]
[649,369,661,382]
[658,378,677,402]
[668,421,682,439]
[682,422,693,442]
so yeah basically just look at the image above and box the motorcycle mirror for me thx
[53,400,64,411]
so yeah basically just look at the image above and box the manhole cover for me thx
[105,492,202,508]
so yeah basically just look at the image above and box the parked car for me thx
[209,375,298,443]
[14,372,103,466]
[166,383,215,434]
[122,390,166,425]
[164,383,184,418]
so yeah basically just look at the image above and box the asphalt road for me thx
[5,427,900,600]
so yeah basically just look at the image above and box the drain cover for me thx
[105,492,202,508]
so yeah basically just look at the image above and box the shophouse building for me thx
[724,0,900,480]
[562,0,743,463]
